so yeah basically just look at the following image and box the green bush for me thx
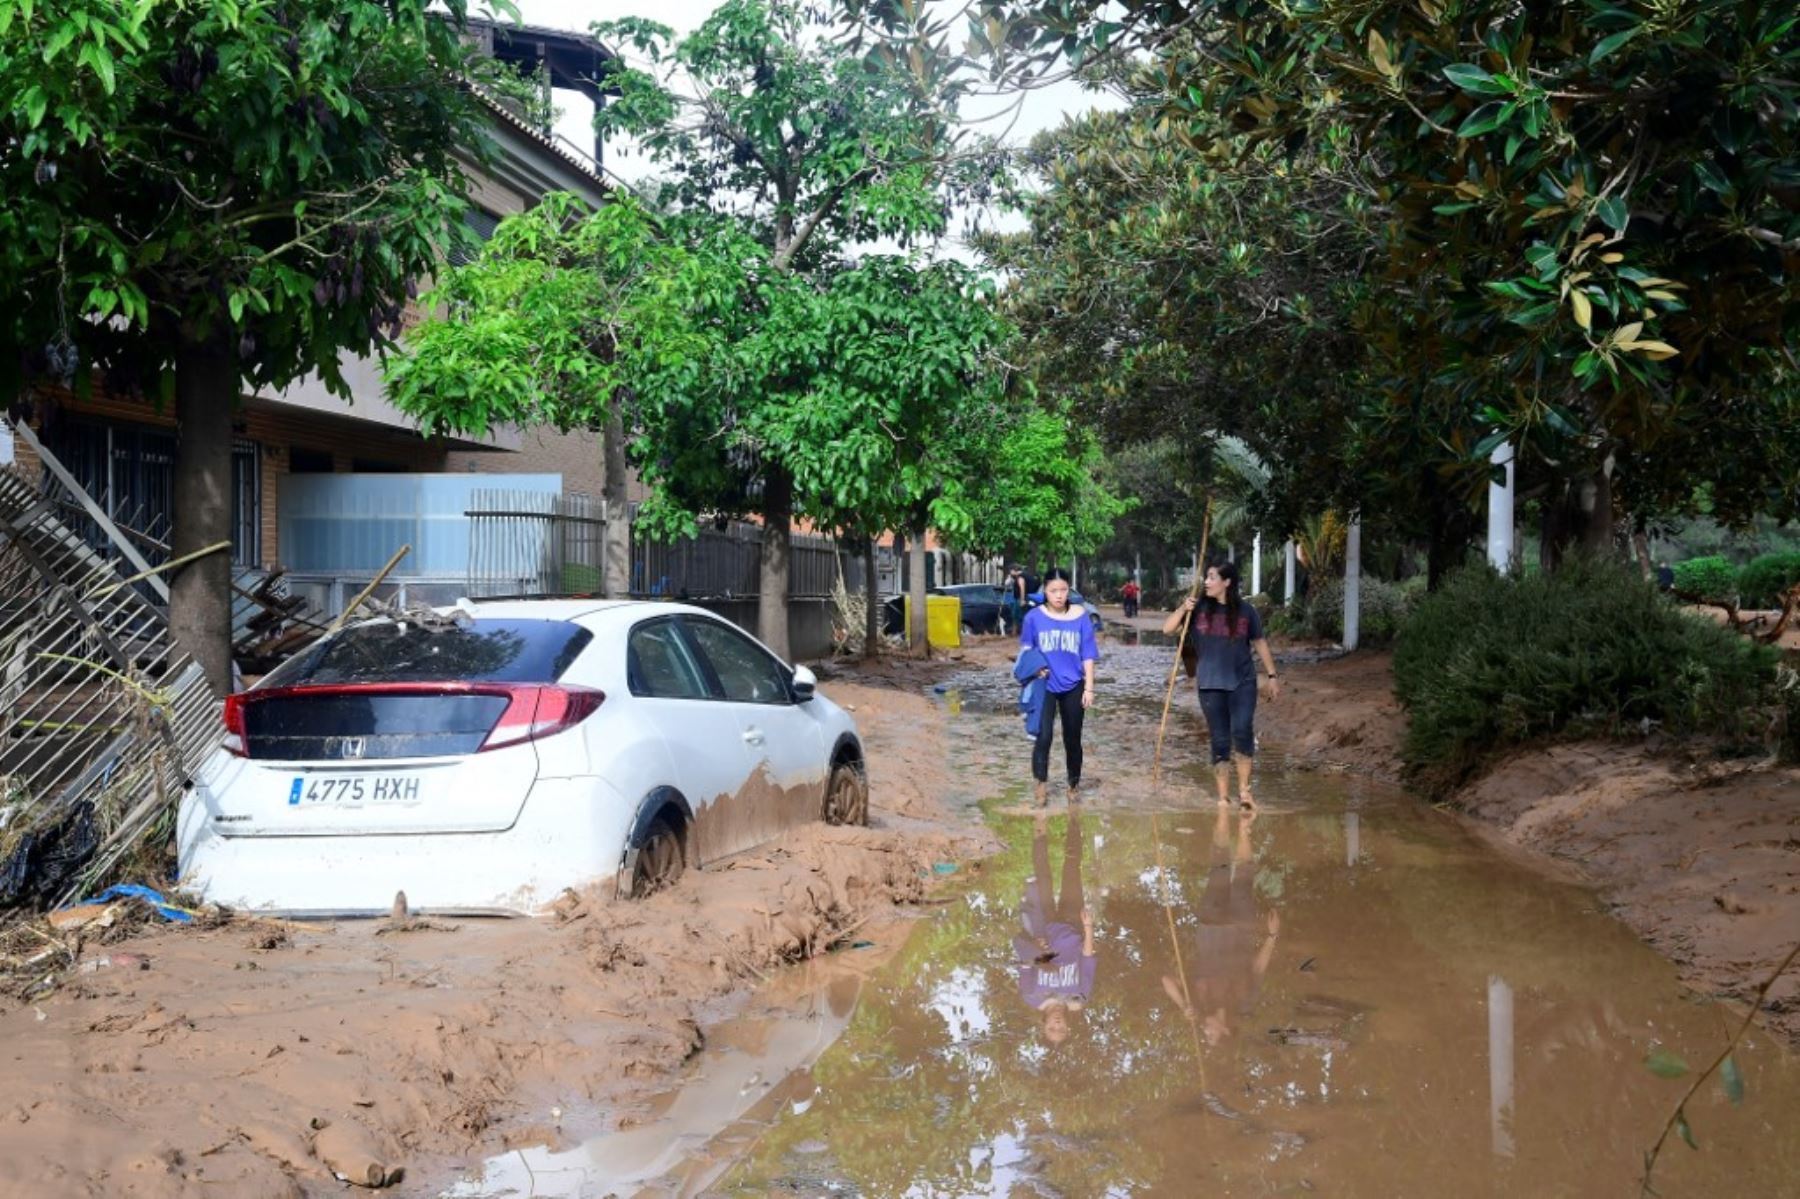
[1737,551,1800,609]
[1297,575,1414,645]
[1672,555,1737,603]
[1393,559,1782,798]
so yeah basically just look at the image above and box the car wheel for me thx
[631,816,685,897]
[823,760,869,827]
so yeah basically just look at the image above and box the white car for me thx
[177,600,867,916]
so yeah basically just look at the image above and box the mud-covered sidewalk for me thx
[1255,647,1800,1045]
[0,662,996,1198]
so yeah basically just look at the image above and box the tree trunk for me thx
[1631,525,1654,582]
[1575,463,1615,557]
[757,464,793,660]
[601,411,631,599]
[862,534,880,658]
[908,530,928,655]
[171,342,236,695]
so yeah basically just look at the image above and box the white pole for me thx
[1070,551,1078,592]
[1487,439,1515,574]
[1283,540,1297,607]
[1134,551,1141,586]
[1345,810,1360,868]
[1343,516,1362,651]
[1252,533,1263,597]
[1488,975,1516,1158]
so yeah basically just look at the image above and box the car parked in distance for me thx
[178,600,867,916]
[881,583,1011,637]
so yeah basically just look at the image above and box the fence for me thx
[466,488,608,598]
[632,521,844,600]
[467,492,852,602]
[0,440,222,910]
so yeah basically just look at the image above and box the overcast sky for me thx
[514,0,1119,254]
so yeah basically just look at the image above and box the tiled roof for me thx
[470,84,608,190]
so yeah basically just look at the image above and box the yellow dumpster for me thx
[902,595,962,649]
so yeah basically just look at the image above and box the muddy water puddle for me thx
[460,646,1800,1197]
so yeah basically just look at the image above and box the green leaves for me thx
[1643,1047,1690,1080]
[1442,64,1512,96]
[1589,27,1640,65]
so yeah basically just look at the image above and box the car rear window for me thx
[271,618,593,687]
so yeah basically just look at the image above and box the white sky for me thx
[514,0,1121,254]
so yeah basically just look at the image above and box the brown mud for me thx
[1256,647,1800,1044]
[0,669,994,1198]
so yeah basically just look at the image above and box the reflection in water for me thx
[1015,810,1096,1046]
[1489,974,1516,1159]
[1163,805,1277,1049]
[454,644,1800,1198]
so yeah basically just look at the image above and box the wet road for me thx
[457,642,1800,1198]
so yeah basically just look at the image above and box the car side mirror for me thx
[792,664,817,702]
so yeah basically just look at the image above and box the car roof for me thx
[455,598,635,621]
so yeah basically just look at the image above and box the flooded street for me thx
[455,643,1800,1198]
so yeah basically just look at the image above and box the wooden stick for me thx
[1152,503,1212,788]
[1146,501,1213,1091]
[85,540,232,601]
[328,544,413,634]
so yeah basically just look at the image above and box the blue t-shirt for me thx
[1019,606,1099,694]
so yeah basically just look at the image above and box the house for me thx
[12,19,628,579]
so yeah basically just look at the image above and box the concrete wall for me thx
[687,597,839,663]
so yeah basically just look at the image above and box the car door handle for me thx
[742,728,765,746]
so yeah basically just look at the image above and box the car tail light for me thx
[479,685,606,752]
[222,693,247,756]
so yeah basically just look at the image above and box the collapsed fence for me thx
[0,434,222,913]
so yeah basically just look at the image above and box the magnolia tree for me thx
[859,0,1800,565]
[0,0,501,689]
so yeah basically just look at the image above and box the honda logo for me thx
[326,736,367,760]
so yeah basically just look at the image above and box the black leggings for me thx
[1033,687,1085,786]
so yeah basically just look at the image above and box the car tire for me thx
[630,816,685,897]
[823,760,869,827]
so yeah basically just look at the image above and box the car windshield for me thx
[263,618,592,687]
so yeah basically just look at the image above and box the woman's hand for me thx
[1081,685,1094,709]
[1037,667,1050,679]
[1263,676,1281,701]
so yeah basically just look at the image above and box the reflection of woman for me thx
[1162,805,1279,1046]
[1014,809,1096,1046]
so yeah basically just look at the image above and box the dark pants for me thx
[1032,686,1085,786]
[1122,597,1139,618]
[1023,814,1086,936]
[1198,681,1257,764]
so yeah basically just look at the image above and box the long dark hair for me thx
[1200,560,1243,629]
[1042,567,1074,610]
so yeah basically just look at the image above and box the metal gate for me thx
[465,488,609,598]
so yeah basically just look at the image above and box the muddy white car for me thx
[177,600,868,915]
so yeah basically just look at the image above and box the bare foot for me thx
[1034,781,1048,808]
[1239,789,1257,812]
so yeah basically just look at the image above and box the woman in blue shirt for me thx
[1019,569,1099,806]
[1163,560,1280,808]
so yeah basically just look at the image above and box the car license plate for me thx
[287,775,422,806]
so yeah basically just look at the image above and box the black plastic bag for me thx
[0,802,99,910]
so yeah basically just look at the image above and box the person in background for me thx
[1015,807,1096,1046]
[1004,565,1027,635]
[1164,560,1279,809]
[1121,577,1142,619]
[1019,569,1098,806]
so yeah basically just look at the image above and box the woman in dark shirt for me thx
[1163,561,1279,808]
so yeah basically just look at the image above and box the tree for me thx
[0,0,501,689]
[584,0,1003,657]
[387,188,1026,656]
[957,0,1800,554]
